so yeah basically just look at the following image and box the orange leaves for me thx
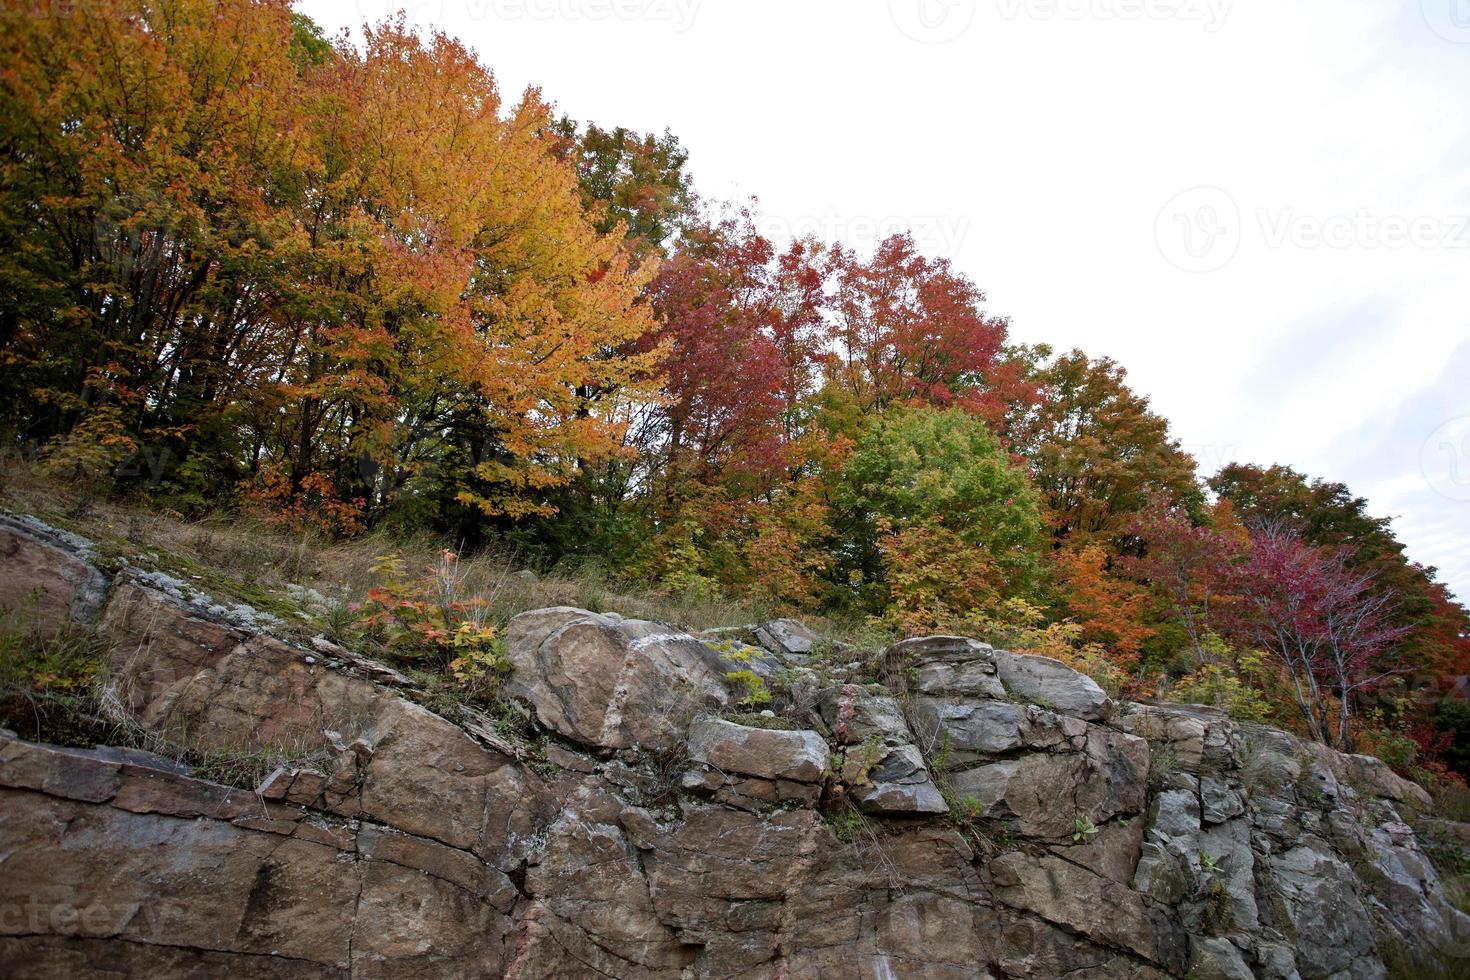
[242,467,366,539]
[1052,543,1155,665]
[877,522,1005,636]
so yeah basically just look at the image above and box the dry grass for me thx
[0,460,853,642]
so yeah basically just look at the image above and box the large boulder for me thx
[688,717,828,783]
[506,608,733,751]
[892,635,1007,702]
[753,617,820,660]
[994,649,1113,721]
[945,725,1149,838]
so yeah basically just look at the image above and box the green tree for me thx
[838,407,1045,619]
[551,117,695,260]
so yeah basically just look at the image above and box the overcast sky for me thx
[300,0,1470,600]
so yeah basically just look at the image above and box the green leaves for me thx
[841,407,1044,579]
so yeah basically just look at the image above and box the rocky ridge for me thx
[0,514,1466,978]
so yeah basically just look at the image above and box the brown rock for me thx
[506,608,731,751]
[990,851,1172,965]
[0,520,109,634]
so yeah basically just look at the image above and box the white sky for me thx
[300,0,1470,600]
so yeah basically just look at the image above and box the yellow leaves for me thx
[877,521,1004,636]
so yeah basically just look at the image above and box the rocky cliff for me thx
[0,514,1466,978]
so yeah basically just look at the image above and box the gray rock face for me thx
[752,617,819,659]
[994,648,1113,721]
[850,743,949,815]
[818,684,950,816]
[0,519,1463,980]
[944,725,1149,839]
[688,717,827,783]
[892,635,1008,705]
[908,697,1030,757]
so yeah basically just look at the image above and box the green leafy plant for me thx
[1074,817,1100,842]
[1169,646,1274,724]
[714,641,772,708]
[826,801,864,844]
[0,602,106,741]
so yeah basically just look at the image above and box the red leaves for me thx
[1236,524,1408,684]
[827,233,1008,419]
[647,213,824,481]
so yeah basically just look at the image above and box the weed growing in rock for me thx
[356,551,511,708]
[1148,742,1182,789]
[0,603,106,743]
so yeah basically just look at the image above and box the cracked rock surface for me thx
[1,517,1467,978]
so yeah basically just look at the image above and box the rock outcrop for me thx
[2,515,1467,978]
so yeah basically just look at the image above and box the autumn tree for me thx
[0,4,661,535]
[1118,497,1247,664]
[1052,544,1156,665]
[826,235,1012,424]
[551,117,695,260]
[293,23,660,528]
[1012,348,1201,543]
[837,407,1044,626]
[1232,524,1407,749]
[1211,463,1470,683]
[0,0,314,495]
[646,214,825,488]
